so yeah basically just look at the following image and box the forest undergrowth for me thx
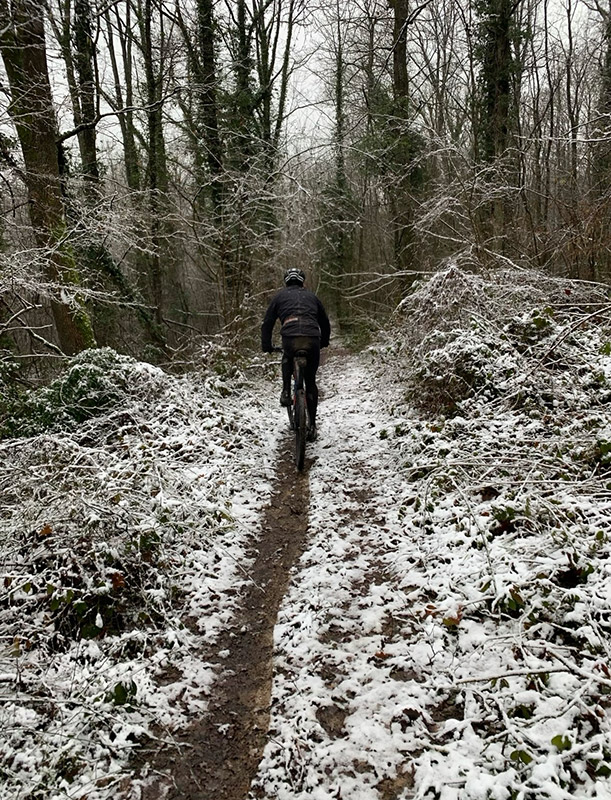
[0,341,279,799]
[376,262,611,796]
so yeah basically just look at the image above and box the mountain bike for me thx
[272,346,309,471]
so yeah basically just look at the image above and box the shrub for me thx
[0,347,162,439]
[408,328,514,416]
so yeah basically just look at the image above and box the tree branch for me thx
[55,90,179,144]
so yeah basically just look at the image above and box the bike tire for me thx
[295,388,307,471]
[286,402,295,431]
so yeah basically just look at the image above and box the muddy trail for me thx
[132,350,408,800]
[140,439,312,800]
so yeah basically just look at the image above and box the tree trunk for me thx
[388,0,423,293]
[599,4,611,178]
[330,2,351,323]
[73,0,99,184]
[197,0,224,214]
[475,0,523,247]
[0,0,95,354]
[47,0,100,186]
[136,0,169,325]
[390,0,409,111]
[103,1,141,191]
[591,2,611,280]
[478,0,514,162]
[230,0,255,172]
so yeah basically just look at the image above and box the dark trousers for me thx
[282,336,321,424]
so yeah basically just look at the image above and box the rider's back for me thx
[262,285,330,343]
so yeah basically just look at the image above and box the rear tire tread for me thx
[295,389,307,471]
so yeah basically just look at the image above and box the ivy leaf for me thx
[510,749,533,765]
[551,734,572,752]
[109,680,137,706]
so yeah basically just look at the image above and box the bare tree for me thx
[47,0,100,186]
[0,0,95,354]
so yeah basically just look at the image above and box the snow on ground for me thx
[2,266,611,800]
[0,347,282,800]
[252,270,611,800]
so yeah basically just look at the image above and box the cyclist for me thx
[261,268,331,442]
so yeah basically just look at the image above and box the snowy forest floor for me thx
[2,266,611,800]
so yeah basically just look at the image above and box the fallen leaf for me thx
[111,572,126,590]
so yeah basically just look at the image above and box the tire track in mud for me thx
[141,439,311,800]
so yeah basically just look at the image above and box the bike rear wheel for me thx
[286,401,295,430]
[294,387,307,471]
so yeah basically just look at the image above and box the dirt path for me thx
[138,349,390,800]
[248,351,419,799]
[140,438,311,800]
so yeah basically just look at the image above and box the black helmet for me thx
[284,268,305,286]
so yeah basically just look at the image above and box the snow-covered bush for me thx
[0,347,277,798]
[0,348,20,419]
[0,347,165,439]
[410,327,512,414]
[395,260,611,417]
[364,262,611,798]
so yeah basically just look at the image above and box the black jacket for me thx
[261,285,330,351]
